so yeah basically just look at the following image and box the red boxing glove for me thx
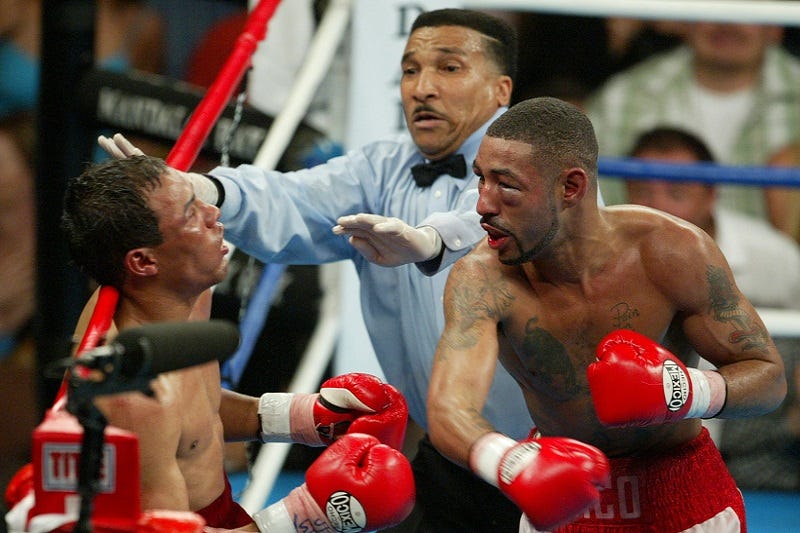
[251,433,415,532]
[259,372,408,448]
[588,329,726,427]
[341,378,407,450]
[470,433,610,530]
[5,463,33,510]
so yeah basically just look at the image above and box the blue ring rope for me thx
[221,262,287,390]
[599,157,800,187]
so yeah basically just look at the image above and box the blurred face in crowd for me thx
[625,146,716,234]
[687,22,782,73]
[401,25,512,161]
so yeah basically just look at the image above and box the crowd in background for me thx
[2,1,800,524]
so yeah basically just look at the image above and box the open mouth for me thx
[482,223,509,249]
[413,110,445,128]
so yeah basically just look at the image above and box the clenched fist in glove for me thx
[588,329,727,427]
[251,433,415,533]
[258,372,408,449]
[470,432,610,530]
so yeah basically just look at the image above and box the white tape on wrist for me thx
[468,432,516,488]
[686,368,727,419]
[258,393,295,443]
[258,392,323,445]
[253,484,329,533]
[252,500,292,533]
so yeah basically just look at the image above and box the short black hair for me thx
[62,155,167,288]
[487,96,598,178]
[630,127,716,162]
[411,8,518,82]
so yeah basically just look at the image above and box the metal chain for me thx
[220,81,249,167]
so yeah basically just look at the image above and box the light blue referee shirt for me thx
[210,107,533,439]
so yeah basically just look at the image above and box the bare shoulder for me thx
[606,205,729,308]
[605,204,717,256]
[445,240,517,319]
[447,239,519,295]
[450,239,506,280]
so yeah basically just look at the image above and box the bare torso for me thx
[478,207,703,456]
[95,360,225,511]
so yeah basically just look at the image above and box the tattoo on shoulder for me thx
[444,263,514,350]
[706,265,768,351]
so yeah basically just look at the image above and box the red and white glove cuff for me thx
[8,491,79,533]
[252,484,329,533]
[686,369,727,419]
[258,393,324,445]
[319,385,377,412]
[468,432,516,488]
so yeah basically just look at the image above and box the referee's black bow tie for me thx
[411,153,467,187]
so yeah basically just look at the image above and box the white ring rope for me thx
[465,0,800,25]
[758,308,800,338]
[252,0,352,171]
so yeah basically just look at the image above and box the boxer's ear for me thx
[125,248,158,277]
[561,167,588,207]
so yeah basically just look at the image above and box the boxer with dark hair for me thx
[50,155,413,531]
[428,97,785,532]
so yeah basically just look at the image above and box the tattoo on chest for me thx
[707,265,768,351]
[610,302,640,329]
[521,317,583,397]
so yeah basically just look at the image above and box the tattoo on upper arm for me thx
[444,265,513,350]
[707,265,768,352]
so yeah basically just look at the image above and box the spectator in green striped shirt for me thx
[586,21,800,229]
